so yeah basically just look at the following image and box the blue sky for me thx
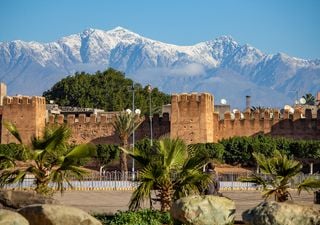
[1,0,319,59]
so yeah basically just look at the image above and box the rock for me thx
[0,190,59,209]
[242,201,320,225]
[18,204,102,225]
[0,209,29,225]
[171,195,236,225]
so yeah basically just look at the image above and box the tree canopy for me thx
[43,68,171,115]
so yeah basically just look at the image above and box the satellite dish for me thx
[299,98,306,105]
[284,105,292,110]
[230,113,235,120]
[232,109,239,114]
[289,108,294,114]
[284,105,294,114]
[220,99,227,105]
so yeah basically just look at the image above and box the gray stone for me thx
[242,201,320,225]
[0,190,59,209]
[171,195,236,225]
[0,209,29,225]
[18,204,102,225]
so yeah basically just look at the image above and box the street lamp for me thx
[128,84,141,180]
[147,85,153,146]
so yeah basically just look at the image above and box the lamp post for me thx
[131,84,136,180]
[147,85,153,146]
[128,84,141,180]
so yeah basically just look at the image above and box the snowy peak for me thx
[0,26,319,108]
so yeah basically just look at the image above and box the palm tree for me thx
[302,93,315,105]
[241,150,320,202]
[112,110,142,173]
[122,138,212,211]
[0,122,96,196]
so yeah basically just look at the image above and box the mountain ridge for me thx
[0,27,319,108]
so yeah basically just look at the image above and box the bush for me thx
[189,143,224,161]
[94,209,173,225]
[96,144,120,167]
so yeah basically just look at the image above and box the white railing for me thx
[1,171,318,191]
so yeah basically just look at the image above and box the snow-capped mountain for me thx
[0,26,319,108]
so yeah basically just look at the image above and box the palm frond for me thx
[4,121,23,144]
[297,176,320,195]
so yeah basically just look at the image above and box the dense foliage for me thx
[43,68,170,114]
[95,144,120,167]
[96,136,320,168]
[94,209,172,225]
[219,135,320,166]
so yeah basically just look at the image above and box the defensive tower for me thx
[1,96,46,144]
[170,92,214,144]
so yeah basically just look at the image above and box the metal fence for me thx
[2,171,319,191]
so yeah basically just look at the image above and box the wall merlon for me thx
[67,114,75,124]
[253,111,260,120]
[244,111,250,120]
[90,114,97,123]
[3,96,45,105]
[57,115,64,124]
[79,114,86,123]
[224,112,231,120]
[48,115,55,124]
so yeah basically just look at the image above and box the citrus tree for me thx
[241,150,320,202]
[123,138,212,211]
[0,122,96,196]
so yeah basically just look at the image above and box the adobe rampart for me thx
[48,112,170,144]
[171,92,320,144]
[0,92,319,146]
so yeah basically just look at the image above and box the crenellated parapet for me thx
[3,96,46,105]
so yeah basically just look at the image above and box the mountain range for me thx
[1,26,319,109]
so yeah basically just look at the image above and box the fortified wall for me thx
[0,96,46,144]
[47,113,170,144]
[0,91,319,146]
[171,92,320,144]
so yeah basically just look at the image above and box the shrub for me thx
[94,209,172,225]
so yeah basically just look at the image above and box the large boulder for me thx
[0,190,59,209]
[18,204,102,225]
[0,209,29,225]
[171,195,236,225]
[242,201,320,225]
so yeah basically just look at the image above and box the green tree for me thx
[241,150,320,202]
[0,123,96,196]
[95,144,120,169]
[123,138,211,212]
[43,68,170,115]
[113,111,142,173]
[302,93,315,105]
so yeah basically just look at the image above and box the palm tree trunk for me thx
[159,185,173,211]
[120,138,128,173]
